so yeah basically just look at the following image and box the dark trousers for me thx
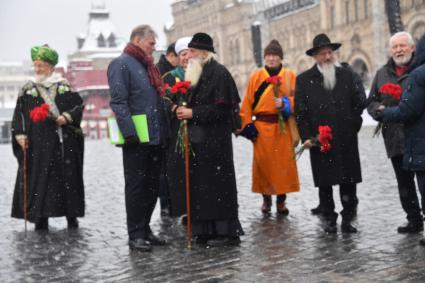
[416,171,425,216]
[319,183,357,223]
[159,151,170,211]
[123,145,163,240]
[391,155,422,223]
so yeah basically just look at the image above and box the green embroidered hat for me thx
[31,45,59,66]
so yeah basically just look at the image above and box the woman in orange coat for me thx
[239,39,300,214]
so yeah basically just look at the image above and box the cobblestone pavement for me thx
[1,127,425,282]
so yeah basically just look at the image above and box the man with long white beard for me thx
[295,34,366,233]
[174,32,244,247]
[368,32,423,234]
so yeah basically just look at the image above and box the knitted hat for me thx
[188,32,215,53]
[175,37,192,54]
[31,45,59,66]
[264,39,283,59]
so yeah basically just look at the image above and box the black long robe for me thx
[295,65,366,187]
[168,59,243,235]
[11,81,85,222]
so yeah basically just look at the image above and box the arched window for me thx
[108,33,116,48]
[352,59,370,87]
[411,21,425,42]
[97,34,106,47]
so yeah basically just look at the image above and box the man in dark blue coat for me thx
[107,25,169,252]
[379,33,425,246]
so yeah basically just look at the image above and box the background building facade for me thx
[166,0,425,92]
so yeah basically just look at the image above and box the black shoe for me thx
[129,238,152,252]
[311,205,324,215]
[145,233,167,246]
[323,222,337,233]
[397,222,424,234]
[181,215,187,226]
[35,218,48,231]
[419,238,425,246]
[67,217,79,229]
[207,236,241,247]
[341,222,357,233]
[195,235,210,245]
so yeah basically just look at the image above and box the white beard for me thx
[393,53,412,66]
[321,63,336,91]
[185,58,203,86]
[35,74,49,83]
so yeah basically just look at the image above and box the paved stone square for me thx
[1,127,425,282]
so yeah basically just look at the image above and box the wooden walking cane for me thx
[23,142,28,233]
[183,104,192,249]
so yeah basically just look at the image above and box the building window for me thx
[97,34,106,47]
[330,6,335,28]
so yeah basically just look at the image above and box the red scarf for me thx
[395,65,408,77]
[124,43,165,96]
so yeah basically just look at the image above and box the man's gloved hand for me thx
[124,135,140,148]
[281,96,291,119]
[238,123,258,141]
[375,105,386,122]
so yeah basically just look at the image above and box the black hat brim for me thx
[306,43,341,56]
[188,42,215,53]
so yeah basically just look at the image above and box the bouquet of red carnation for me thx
[266,75,286,133]
[295,125,333,160]
[373,82,403,137]
[30,103,50,123]
[168,81,194,157]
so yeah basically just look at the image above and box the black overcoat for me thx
[295,65,366,187]
[11,81,85,222]
[169,59,241,221]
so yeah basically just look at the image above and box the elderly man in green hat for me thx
[11,45,85,231]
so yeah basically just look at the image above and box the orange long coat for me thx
[240,68,300,195]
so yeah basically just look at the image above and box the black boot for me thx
[397,222,424,234]
[323,220,337,233]
[276,194,289,215]
[311,205,324,215]
[35,217,48,231]
[262,195,272,213]
[341,221,357,233]
[67,217,79,229]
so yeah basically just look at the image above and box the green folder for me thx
[108,114,150,145]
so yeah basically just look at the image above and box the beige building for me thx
[166,0,425,92]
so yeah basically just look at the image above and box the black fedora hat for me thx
[306,33,341,56]
[188,32,215,53]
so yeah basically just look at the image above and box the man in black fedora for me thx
[172,32,244,246]
[294,33,366,233]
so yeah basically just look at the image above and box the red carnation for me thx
[295,125,333,159]
[171,81,191,94]
[30,103,50,123]
[266,75,282,86]
[379,82,402,101]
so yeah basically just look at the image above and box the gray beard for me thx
[185,58,203,86]
[393,53,412,66]
[321,63,336,91]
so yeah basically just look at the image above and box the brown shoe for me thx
[276,195,289,215]
[261,195,272,213]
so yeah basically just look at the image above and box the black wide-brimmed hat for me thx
[188,32,215,53]
[306,33,341,56]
